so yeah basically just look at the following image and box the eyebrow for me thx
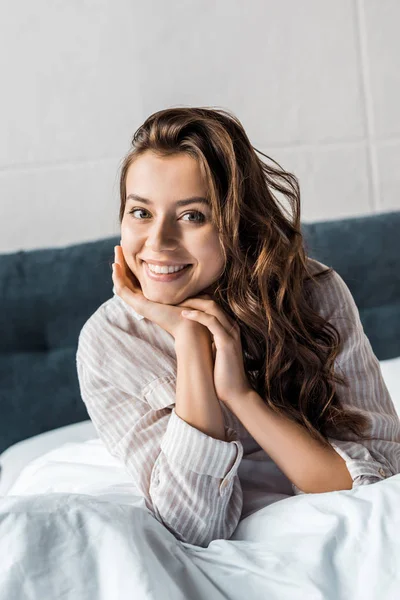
[126,193,210,208]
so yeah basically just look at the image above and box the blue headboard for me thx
[302,210,400,361]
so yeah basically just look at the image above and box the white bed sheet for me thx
[0,436,399,599]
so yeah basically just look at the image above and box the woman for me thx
[76,107,400,548]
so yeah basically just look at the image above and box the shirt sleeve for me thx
[76,334,244,547]
[292,269,400,495]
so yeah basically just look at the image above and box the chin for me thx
[143,289,182,303]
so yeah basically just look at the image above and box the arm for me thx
[312,270,400,493]
[226,269,400,494]
[76,319,243,547]
[228,390,353,493]
[174,322,226,440]
[153,323,244,544]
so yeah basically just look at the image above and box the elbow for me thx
[150,471,243,547]
[186,521,239,548]
[328,454,354,491]
[305,479,353,494]
[158,517,229,548]
[297,455,354,494]
[163,510,240,548]
[153,494,243,547]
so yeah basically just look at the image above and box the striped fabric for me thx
[76,258,400,547]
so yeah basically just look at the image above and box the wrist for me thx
[227,387,259,414]
[174,321,211,347]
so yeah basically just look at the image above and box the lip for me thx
[143,261,192,282]
[140,259,191,267]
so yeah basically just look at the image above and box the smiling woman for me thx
[76,106,400,547]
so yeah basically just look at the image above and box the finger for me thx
[179,297,236,334]
[114,246,129,279]
[181,309,233,341]
[114,246,140,290]
[112,259,130,291]
[113,250,129,289]
[113,267,151,316]
[112,248,148,314]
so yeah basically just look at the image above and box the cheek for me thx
[203,246,225,268]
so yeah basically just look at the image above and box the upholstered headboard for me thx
[0,210,399,454]
[301,210,400,361]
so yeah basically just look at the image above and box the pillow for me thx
[379,356,400,417]
[0,420,97,496]
[0,357,399,497]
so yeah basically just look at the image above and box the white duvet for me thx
[0,356,399,600]
[0,437,399,599]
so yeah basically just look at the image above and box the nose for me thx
[144,219,180,252]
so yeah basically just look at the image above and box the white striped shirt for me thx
[75,258,400,547]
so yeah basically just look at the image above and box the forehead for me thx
[126,151,206,190]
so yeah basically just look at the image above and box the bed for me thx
[0,210,399,599]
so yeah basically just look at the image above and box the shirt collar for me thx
[112,285,145,321]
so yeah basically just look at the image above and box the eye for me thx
[181,211,206,224]
[127,208,206,224]
[128,208,149,219]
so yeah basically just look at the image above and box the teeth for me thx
[147,263,188,274]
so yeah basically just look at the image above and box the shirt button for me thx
[220,479,228,490]
[378,468,386,477]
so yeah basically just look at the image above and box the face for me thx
[120,150,225,304]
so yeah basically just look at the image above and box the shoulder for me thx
[76,293,176,391]
[303,257,358,322]
[76,293,149,367]
[78,294,130,343]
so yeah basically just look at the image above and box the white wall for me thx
[1,0,399,253]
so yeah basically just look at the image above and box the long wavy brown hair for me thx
[117,106,379,448]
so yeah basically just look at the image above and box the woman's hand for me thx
[112,245,209,340]
[177,296,253,407]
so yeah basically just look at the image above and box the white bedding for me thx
[0,357,399,599]
[1,437,400,599]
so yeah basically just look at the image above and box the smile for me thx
[142,261,192,282]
